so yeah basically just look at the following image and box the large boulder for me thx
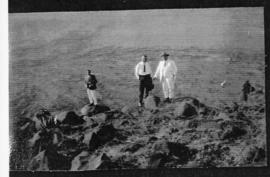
[167,142,197,164]
[148,153,167,168]
[80,104,110,117]
[213,112,231,122]
[174,97,201,108]
[174,101,197,118]
[71,152,114,170]
[28,146,71,170]
[55,111,84,125]
[16,117,36,140]
[144,95,161,111]
[70,151,89,170]
[221,126,247,140]
[28,151,49,170]
[148,140,170,168]
[89,124,117,151]
[90,113,107,124]
[121,105,133,114]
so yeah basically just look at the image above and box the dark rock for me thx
[167,142,197,164]
[174,102,197,118]
[28,151,49,170]
[29,129,62,155]
[144,95,161,110]
[55,111,84,126]
[28,131,41,148]
[45,146,71,170]
[70,151,89,170]
[213,112,231,122]
[259,107,265,113]
[71,152,116,170]
[185,97,200,108]
[187,119,200,128]
[221,126,247,140]
[28,146,71,170]
[123,142,144,153]
[245,146,266,163]
[90,113,107,124]
[255,89,264,94]
[17,117,36,140]
[148,153,167,168]
[151,140,170,155]
[121,106,133,114]
[81,104,110,117]
[83,117,98,128]
[148,136,158,143]
[89,124,117,151]
[198,107,207,115]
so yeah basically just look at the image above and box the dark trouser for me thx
[139,74,152,104]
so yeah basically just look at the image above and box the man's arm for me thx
[84,76,89,88]
[135,63,139,79]
[148,63,152,76]
[172,60,177,78]
[153,62,161,79]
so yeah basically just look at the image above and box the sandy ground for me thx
[9,8,265,169]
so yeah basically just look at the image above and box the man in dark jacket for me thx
[85,70,98,105]
[241,80,255,102]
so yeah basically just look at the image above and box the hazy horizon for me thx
[9,7,264,53]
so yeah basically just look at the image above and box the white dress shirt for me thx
[154,59,177,81]
[135,61,152,79]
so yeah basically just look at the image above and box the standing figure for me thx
[85,70,98,105]
[135,55,153,107]
[241,80,254,102]
[153,52,177,103]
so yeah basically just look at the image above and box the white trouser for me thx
[161,77,175,99]
[87,89,97,105]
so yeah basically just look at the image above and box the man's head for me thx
[88,69,92,75]
[141,55,148,63]
[161,52,169,61]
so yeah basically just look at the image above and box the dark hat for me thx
[160,52,169,57]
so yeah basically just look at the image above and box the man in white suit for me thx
[153,52,177,103]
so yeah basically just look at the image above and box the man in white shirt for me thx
[153,52,177,103]
[135,55,153,107]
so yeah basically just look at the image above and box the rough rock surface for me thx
[55,111,85,125]
[81,104,110,116]
[144,95,161,111]
[15,92,266,170]
[174,101,197,118]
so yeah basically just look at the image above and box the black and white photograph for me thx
[8,0,268,175]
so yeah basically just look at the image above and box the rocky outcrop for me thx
[80,104,110,117]
[15,92,266,170]
[174,101,197,118]
[144,95,161,111]
[55,111,85,125]
[88,124,117,151]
